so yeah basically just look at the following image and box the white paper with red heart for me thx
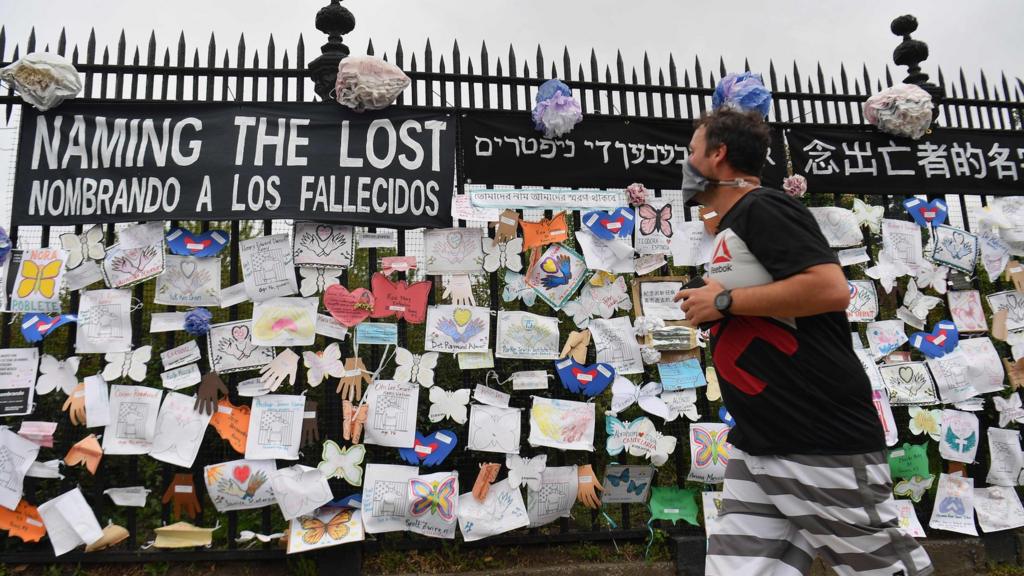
[423,228,485,275]
[206,319,277,374]
[154,255,221,307]
[204,458,278,512]
[292,222,355,269]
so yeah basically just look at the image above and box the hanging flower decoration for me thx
[626,183,648,207]
[0,52,83,111]
[863,84,934,140]
[0,226,10,266]
[335,56,411,112]
[531,79,583,138]
[183,307,213,337]
[712,72,773,117]
[782,174,808,198]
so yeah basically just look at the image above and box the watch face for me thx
[715,292,731,310]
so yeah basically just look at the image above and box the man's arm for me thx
[674,263,850,325]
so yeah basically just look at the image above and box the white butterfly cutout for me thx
[482,237,524,273]
[562,278,632,329]
[302,342,345,388]
[298,267,342,297]
[993,393,1024,428]
[915,261,949,295]
[893,474,934,503]
[852,198,884,234]
[976,202,1014,231]
[607,417,677,466]
[502,270,537,307]
[317,440,366,486]
[35,354,80,395]
[866,250,912,293]
[271,465,333,520]
[428,387,471,424]
[661,389,700,422]
[610,377,669,419]
[393,347,440,387]
[898,279,942,327]
[102,345,152,383]
[60,224,106,270]
[505,454,547,490]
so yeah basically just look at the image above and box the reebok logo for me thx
[711,237,732,264]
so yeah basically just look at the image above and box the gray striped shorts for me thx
[706,447,933,576]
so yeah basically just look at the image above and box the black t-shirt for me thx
[707,187,885,455]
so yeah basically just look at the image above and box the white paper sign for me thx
[75,289,132,353]
[589,316,644,375]
[0,427,39,510]
[356,228,399,249]
[425,305,490,353]
[527,465,578,528]
[929,473,977,536]
[467,403,521,454]
[640,281,685,321]
[245,394,306,460]
[363,380,420,448]
[986,427,1024,487]
[670,221,715,267]
[0,347,38,417]
[975,485,1024,533]
[102,385,162,455]
[37,488,103,556]
[457,478,530,542]
[362,463,419,534]
[495,311,559,359]
[240,233,298,302]
[9,248,67,313]
[161,340,202,371]
[292,222,355,268]
[218,282,250,308]
[155,255,221,306]
[204,459,278,512]
[150,391,212,468]
[83,374,110,428]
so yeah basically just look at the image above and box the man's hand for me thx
[674,277,726,326]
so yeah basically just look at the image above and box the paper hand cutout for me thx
[577,464,604,509]
[910,320,959,359]
[162,473,201,520]
[472,462,501,503]
[318,440,366,487]
[506,454,547,490]
[62,383,87,426]
[903,197,949,228]
[195,372,229,416]
[21,313,78,343]
[0,500,47,543]
[166,227,230,258]
[64,434,102,474]
[342,399,369,444]
[370,272,433,324]
[560,330,591,364]
[852,198,884,234]
[337,358,371,402]
[260,348,299,391]
[398,430,459,467]
[209,399,250,454]
[443,274,477,306]
[301,399,320,447]
[582,207,636,240]
[493,209,520,245]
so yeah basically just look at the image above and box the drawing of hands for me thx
[460,318,487,343]
[216,336,247,361]
[442,275,477,306]
[62,382,87,426]
[259,348,299,391]
[337,357,371,402]
[162,473,201,520]
[540,255,573,289]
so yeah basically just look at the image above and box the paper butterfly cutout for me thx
[692,425,731,468]
[36,354,80,395]
[505,454,547,491]
[606,415,677,466]
[852,198,884,234]
[903,197,948,228]
[582,207,636,241]
[272,466,333,520]
[537,254,573,289]
[298,267,342,297]
[102,345,152,382]
[637,203,673,237]
[323,285,375,327]
[166,227,230,258]
[298,508,353,545]
[893,474,934,503]
[0,500,47,543]
[520,212,568,250]
[915,261,949,295]
[393,347,439,387]
[907,406,942,441]
[562,277,632,329]
[910,320,959,359]
[900,279,942,323]
[60,225,105,270]
[397,430,459,467]
[303,343,345,388]
[662,390,700,422]
[481,237,524,273]
[610,377,669,420]
[317,440,366,487]
[866,249,912,293]
[17,256,63,299]
[502,270,537,307]
[605,467,648,496]
[370,272,432,324]
[555,357,615,397]
[21,313,77,343]
[428,387,470,424]
[409,474,458,521]
[993,393,1024,427]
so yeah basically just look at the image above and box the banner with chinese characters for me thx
[787,127,1024,196]
[459,110,788,190]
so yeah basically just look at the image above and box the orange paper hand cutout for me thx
[209,398,250,455]
[62,382,86,426]
[472,462,501,502]
[342,399,369,444]
[520,212,568,250]
[64,434,103,474]
[0,500,46,543]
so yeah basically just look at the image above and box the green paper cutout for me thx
[648,487,699,526]
[887,442,929,480]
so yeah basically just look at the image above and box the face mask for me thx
[680,158,754,204]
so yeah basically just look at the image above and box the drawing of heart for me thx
[898,366,915,383]
[180,260,197,279]
[826,210,845,228]
[446,231,464,249]
[452,308,472,327]
[231,325,250,342]
[234,465,251,484]
[316,225,333,241]
[323,285,375,327]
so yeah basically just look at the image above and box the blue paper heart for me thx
[903,198,948,228]
[582,208,636,241]
[555,357,616,397]
[910,320,959,358]
[166,227,230,257]
[719,406,735,427]
[398,430,458,467]
[325,494,362,509]
[21,313,77,343]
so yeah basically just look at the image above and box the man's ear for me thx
[710,143,728,167]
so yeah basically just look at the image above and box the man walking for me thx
[674,108,933,576]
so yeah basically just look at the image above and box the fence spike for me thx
[719,56,726,77]
[452,39,461,74]
[57,27,67,56]
[367,38,374,56]
[296,34,304,68]
[562,46,571,82]
[816,62,825,94]
[694,55,703,88]
[884,64,892,87]
[744,58,750,73]
[0,27,5,62]
[535,44,543,80]
[27,27,36,53]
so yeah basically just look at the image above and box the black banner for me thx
[787,127,1024,196]
[13,102,457,227]
[459,110,788,190]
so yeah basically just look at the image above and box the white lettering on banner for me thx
[32,114,203,170]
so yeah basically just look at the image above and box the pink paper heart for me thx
[323,285,375,328]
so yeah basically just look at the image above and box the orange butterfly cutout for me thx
[300,508,352,545]
[0,500,46,543]
[210,399,250,454]
[520,212,568,250]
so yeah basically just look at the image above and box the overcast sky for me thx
[1,0,1022,228]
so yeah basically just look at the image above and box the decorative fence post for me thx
[890,14,943,117]
[308,0,355,102]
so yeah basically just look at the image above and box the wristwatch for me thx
[714,289,733,315]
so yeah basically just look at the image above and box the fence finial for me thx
[891,14,942,115]
[308,0,355,101]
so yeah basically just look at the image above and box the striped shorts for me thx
[706,447,933,576]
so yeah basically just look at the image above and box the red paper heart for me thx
[233,465,251,483]
[184,236,212,252]
[572,368,597,383]
[600,217,625,232]
[323,285,375,327]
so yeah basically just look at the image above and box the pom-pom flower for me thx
[782,175,808,198]
[626,183,648,206]
[531,78,583,138]
[183,307,213,337]
[335,56,410,112]
[0,227,10,266]
[863,84,934,140]
[712,72,773,117]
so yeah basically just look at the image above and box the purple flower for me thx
[183,307,213,336]
[532,93,583,138]
[783,175,808,198]
[712,72,773,117]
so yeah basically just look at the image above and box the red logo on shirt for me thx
[710,316,798,395]
[711,236,732,264]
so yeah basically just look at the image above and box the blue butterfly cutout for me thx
[397,429,459,467]
[21,313,78,343]
[166,227,230,257]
